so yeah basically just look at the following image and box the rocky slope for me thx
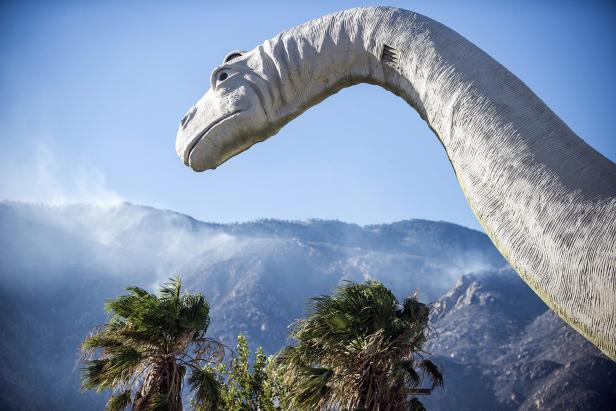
[424,272,616,411]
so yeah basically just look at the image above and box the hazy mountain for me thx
[0,201,613,410]
[0,201,506,356]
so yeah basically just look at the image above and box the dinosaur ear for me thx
[223,50,246,63]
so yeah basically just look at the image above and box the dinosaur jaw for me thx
[182,110,243,171]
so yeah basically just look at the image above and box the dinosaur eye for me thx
[211,69,232,89]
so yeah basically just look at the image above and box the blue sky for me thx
[1,1,614,231]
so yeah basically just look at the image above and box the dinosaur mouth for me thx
[184,110,242,166]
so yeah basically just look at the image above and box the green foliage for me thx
[276,281,443,410]
[195,335,288,411]
[264,350,291,410]
[104,389,132,411]
[80,277,226,411]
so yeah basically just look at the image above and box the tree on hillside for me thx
[80,277,227,411]
[277,281,443,410]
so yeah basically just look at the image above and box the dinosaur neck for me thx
[261,7,616,359]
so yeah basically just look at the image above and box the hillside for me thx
[424,272,616,410]
[0,201,613,410]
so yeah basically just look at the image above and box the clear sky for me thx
[1,1,614,231]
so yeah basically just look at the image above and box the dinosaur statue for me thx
[175,7,616,360]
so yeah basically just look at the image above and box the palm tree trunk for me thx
[132,359,184,411]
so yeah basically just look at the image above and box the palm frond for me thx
[125,286,150,297]
[419,359,443,388]
[401,295,429,327]
[81,359,110,390]
[158,276,182,302]
[294,367,332,408]
[105,347,143,377]
[410,397,427,411]
[81,333,122,353]
[81,347,143,392]
[104,390,132,411]
[399,360,421,387]
[188,366,221,409]
[148,393,170,411]
[179,293,210,333]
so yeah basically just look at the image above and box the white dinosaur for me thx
[175,7,616,360]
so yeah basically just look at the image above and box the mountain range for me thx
[0,201,613,410]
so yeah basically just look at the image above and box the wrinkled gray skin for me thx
[176,7,616,360]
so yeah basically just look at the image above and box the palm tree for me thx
[277,281,443,411]
[80,277,226,411]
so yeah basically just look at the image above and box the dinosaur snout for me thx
[180,106,197,129]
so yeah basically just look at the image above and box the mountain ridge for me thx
[0,201,613,410]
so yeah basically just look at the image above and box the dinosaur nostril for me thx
[180,106,198,129]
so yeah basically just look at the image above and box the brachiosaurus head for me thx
[176,49,279,172]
